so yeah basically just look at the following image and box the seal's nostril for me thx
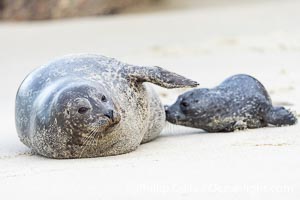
[164,105,170,114]
[104,110,114,120]
[165,109,169,115]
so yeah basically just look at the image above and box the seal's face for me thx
[55,83,121,146]
[165,89,211,127]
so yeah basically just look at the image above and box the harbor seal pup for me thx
[15,54,198,158]
[165,74,297,132]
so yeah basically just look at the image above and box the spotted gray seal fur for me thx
[165,74,297,132]
[15,54,198,158]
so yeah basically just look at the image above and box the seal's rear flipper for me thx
[266,106,297,126]
[127,66,199,88]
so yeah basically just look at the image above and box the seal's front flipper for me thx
[127,66,199,88]
[232,120,248,131]
[266,106,297,126]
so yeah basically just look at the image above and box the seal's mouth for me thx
[97,111,121,131]
[165,105,188,125]
[165,105,178,124]
[105,110,121,125]
[166,113,179,124]
[80,111,121,144]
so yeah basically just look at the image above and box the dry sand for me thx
[0,0,300,199]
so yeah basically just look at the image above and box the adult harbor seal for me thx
[165,74,297,132]
[15,54,198,158]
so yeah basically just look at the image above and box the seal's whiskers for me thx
[79,126,99,158]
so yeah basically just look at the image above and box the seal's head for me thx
[52,82,121,147]
[165,88,215,127]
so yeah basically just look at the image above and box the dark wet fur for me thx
[166,74,297,132]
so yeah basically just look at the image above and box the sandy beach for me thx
[0,0,300,199]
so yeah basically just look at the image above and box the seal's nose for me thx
[164,106,170,118]
[164,105,169,113]
[104,110,114,120]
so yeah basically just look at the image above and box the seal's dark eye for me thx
[181,101,189,107]
[78,107,89,114]
[101,95,107,102]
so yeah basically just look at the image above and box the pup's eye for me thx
[101,95,107,102]
[78,107,90,114]
[181,101,189,107]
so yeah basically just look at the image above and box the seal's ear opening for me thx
[127,66,199,89]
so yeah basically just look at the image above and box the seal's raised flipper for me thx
[127,66,199,88]
[266,106,297,126]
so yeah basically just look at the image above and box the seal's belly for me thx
[112,82,164,145]
[140,83,165,143]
